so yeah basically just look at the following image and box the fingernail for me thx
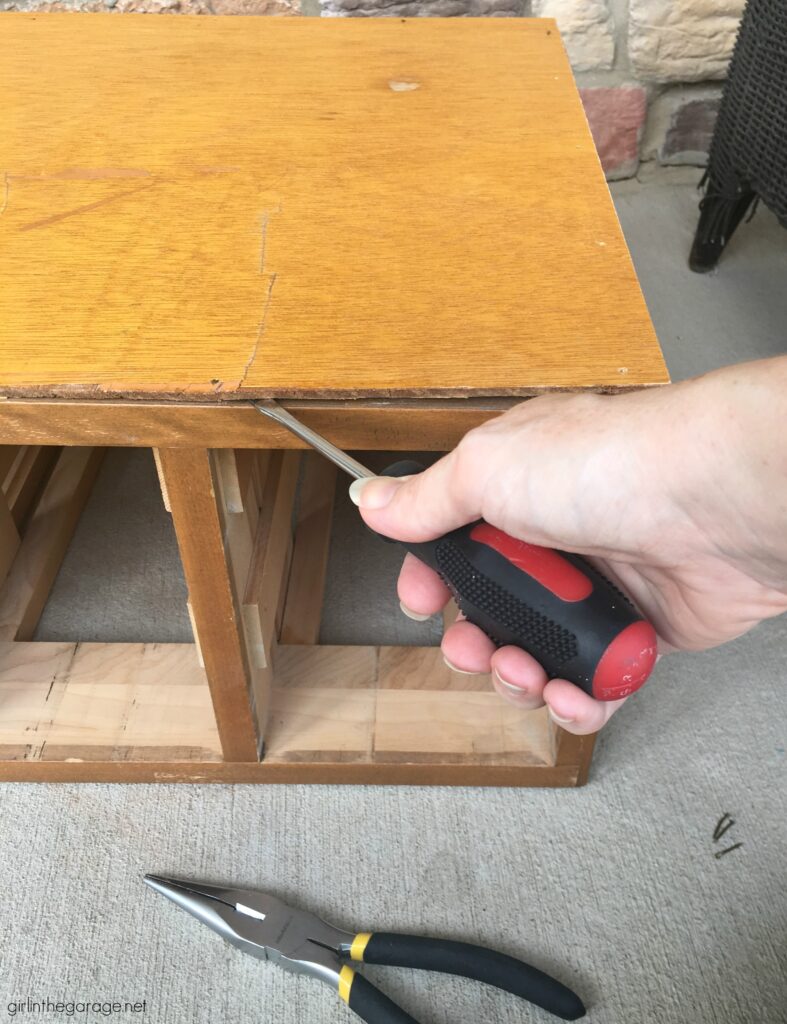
[548,708,575,725]
[349,476,401,509]
[443,656,478,676]
[400,601,432,622]
[493,671,528,699]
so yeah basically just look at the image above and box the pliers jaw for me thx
[143,875,354,987]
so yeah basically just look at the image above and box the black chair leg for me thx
[689,175,757,273]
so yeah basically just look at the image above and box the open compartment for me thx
[0,441,594,785]
[0,445,220,766]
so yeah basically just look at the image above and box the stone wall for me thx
[2,0,745,179]
[534,0,744,179]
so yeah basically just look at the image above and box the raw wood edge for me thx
[280,453,338,645]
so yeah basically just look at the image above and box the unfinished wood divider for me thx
[266,645,557,766]
[0,641,220,764]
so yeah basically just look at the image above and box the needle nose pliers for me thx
[144,875,585,1022]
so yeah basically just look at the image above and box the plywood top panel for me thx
[0,15,667,400]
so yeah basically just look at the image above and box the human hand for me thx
[350,360,787,734]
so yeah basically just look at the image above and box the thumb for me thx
[349,449,485,542]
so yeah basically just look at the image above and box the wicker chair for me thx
[690,0,787,272]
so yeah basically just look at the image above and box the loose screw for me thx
[714,842,743,859]
[713,812,735,841]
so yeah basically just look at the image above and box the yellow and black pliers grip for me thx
[338,931,585,1022]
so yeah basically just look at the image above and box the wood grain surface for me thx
[156,447,260,761]
[0,758,587,786]
[279,453,338,644]
[1,15,667,400]
[0,398,516,449]
[0,641,220,759]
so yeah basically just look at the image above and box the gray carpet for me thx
[3,176,786,1023]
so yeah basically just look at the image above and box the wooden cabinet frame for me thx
[0,399,595,785]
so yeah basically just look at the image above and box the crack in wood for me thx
[235,209,281,391]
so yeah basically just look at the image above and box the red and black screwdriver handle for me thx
[377,461,658,701]
[339,931,585,1022]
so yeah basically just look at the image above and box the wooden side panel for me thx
[280,453,337,645]
[0,446,103,641]
[156,447,259,762]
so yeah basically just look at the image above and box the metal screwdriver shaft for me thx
[254,400,374,481]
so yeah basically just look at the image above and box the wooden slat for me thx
[215,451,259,605]
[0,447,23,486]
[0,640,220,759]
[156,447,260,762]
[248,450,272,510]
[212,449,278,726]
[280,453,338,645]
[214,449,248,515]
[151,448,172,512]
[0,758,588,786]
[185,601,205,668]
[0,446,104,641]
[242,451,301,664]
[0,397,637,451]
[2,445,59,529]
[0,16,667,403]
[0,495,21,591]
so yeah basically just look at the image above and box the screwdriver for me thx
[254,401,658,701]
